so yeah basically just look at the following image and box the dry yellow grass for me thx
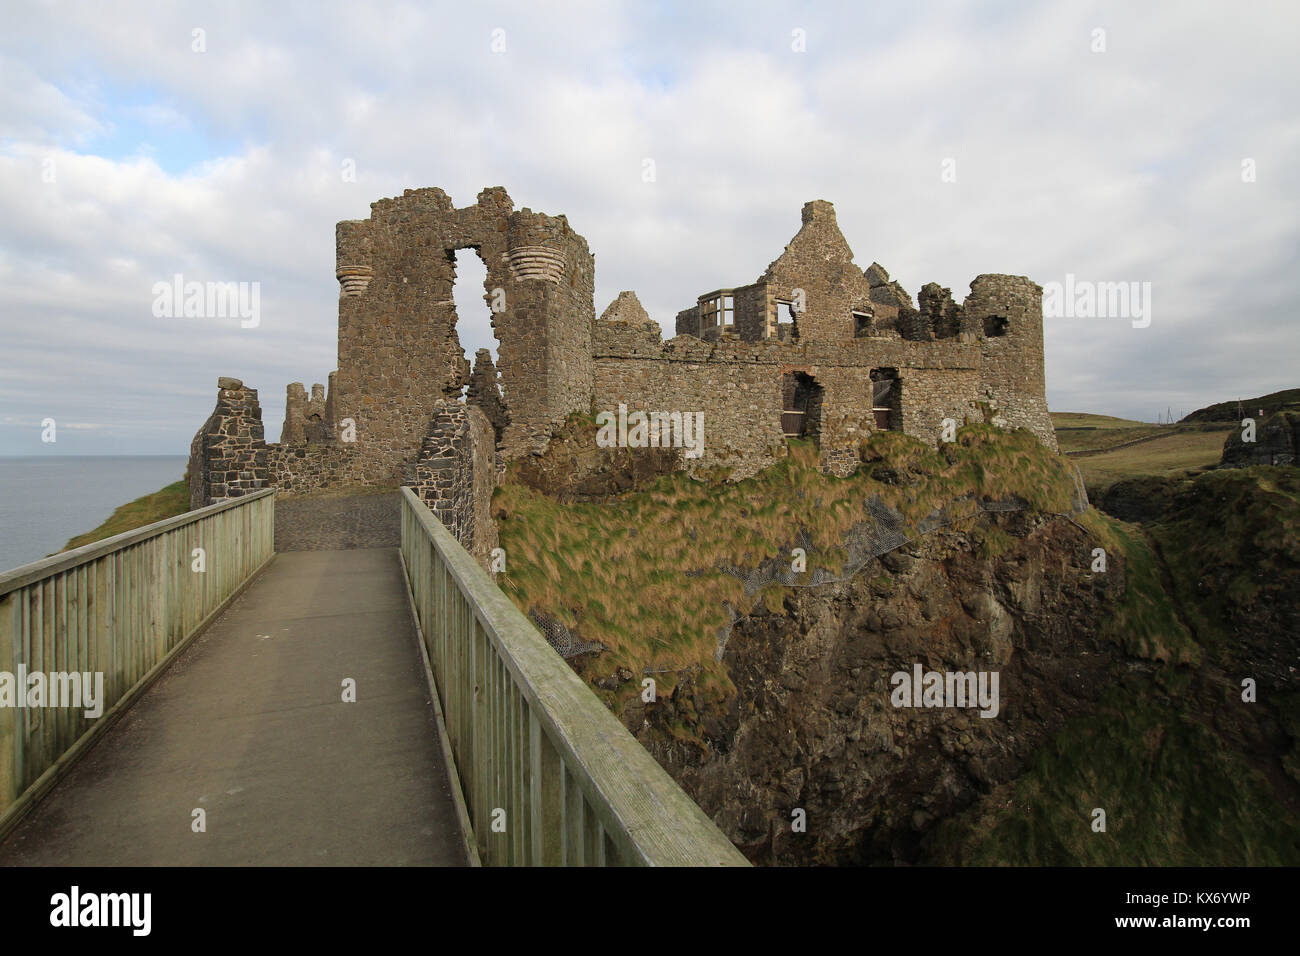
[1073,429,1230,490]
[494,422,1083,728]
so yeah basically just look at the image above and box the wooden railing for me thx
[0,489,275,838]
[399,488,749,867]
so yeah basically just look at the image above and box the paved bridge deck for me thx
[0,547,467,866]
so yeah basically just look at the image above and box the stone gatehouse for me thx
[188,186,1057,560]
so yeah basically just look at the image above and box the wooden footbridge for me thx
[0,489,747,867]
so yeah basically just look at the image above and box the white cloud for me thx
[0,0,1297,456]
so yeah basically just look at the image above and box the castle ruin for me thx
[189,186,1057,562]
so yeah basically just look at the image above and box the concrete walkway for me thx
[0,549,468,866]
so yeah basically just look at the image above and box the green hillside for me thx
[61,480,190,553]
[1181,388,1300,424]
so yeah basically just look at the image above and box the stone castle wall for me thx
[187,377,269,510]
[591,315,1011,479]
[188,188,1059,519]
[965,274,1057,451]
[327,187,594,485]
[267,442,388,498]
[409,400,498,566]
[758,200,886,341]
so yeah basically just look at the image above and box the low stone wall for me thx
[268,442,397,498]
[409,401,498,567]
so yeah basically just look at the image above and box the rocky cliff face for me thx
[498,420,1300,864]
[1220,410,1300,467]
[624,510,1126,865]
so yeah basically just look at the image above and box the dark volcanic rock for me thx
[627,512,1125,865]
[1096,475,1179,523]
[1220,410,1300,468]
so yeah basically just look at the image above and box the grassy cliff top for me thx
[1181,387,1300,423]
[61,480,190,552]
[495,421,1086,713]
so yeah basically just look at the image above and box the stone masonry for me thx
[188,377,269,509]
[329,186,595,476]
[465,348,509,445]
[189,186,1060,551]
[410,401,499,565]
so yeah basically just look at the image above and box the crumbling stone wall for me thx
[732,282,770,341]
[599,290,652,325]
[267,443,385,497]
[187,188,1058,518]
[592,320,997,479]
[281,380,331,444]
[410,400,498,567]
[592,334,787,480]
[329,186,594,481]
[866,262,914,318]
[465,348,509,445]
[503,206,596,454]
[187,377,270,509]
[967,274,1058,451]
[758,201,883,342]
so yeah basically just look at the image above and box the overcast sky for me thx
[1,0,1296,455]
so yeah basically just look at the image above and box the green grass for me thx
[1147,466,1300,657]
[1182,387,1300,423]
[1071,428,1231,494]
[927,463,1300,865]
[1049,412,1234,495]
[1055,423,1168,454]
[1076,508,1198,664]
[62,480,191,552]
[1050,411,1151,431]
[499,411,1300,861]
[496,419,1086,737]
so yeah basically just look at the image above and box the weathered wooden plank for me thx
[563,764,584,867]
[0,490,274,597]
[0,490,276,837]
[397,488,748,867]
[0,593,16,808]
[528,710,562,865]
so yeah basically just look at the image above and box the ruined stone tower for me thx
[189,187,1059,559]
[329,186,594,482]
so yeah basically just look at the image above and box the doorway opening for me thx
[871,368,900,430]
[782,372,824,446]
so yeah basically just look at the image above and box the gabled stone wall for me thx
[758,201,882,342]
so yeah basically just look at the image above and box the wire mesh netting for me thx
[529,608,606,659]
